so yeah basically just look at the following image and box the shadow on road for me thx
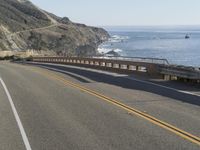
[23,62,200,106]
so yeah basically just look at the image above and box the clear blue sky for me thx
[30,0,200,26]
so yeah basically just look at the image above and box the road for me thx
[0,61,199,150]
[0,23,59,50]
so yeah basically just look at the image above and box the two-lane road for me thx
[0,61,199,150]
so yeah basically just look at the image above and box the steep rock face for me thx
[0,0,109,56]
[0,0,51,32]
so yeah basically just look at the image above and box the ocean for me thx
[98,26,200,67]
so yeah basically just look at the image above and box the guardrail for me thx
[32,56,200,83]
[92,56,169,65]
[32,56,161,76]
[159,65,200,81]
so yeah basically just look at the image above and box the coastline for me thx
[98,28,200,67]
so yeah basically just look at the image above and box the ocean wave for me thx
[112,35,129,39]
[109,35,129,43]
[114,48,123,52]
[97,47,123,53]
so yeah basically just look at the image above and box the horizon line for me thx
[97,24,200,27]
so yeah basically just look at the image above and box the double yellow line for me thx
[31,66,200,146]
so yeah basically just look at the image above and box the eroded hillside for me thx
[0,0,109,56]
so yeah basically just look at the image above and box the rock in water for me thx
[106,50,120,57]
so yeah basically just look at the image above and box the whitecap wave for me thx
[97,47,123,53]
[114,48,123,52]
[109,35,129,43]
[97,48,112,53]
[112,35,129,40]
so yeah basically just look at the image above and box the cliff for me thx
[0,0,110,56]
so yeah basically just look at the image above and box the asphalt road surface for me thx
[0,61,199,150]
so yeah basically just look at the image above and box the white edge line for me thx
[28,62,127,77]
[38,65,93,83]
[126,77,200,97]
[28,62,200,97]
[0,78,32,150]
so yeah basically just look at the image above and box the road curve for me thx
[0,61,199,150]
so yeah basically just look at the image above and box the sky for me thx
[30,0,200,26]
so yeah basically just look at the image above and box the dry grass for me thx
[0,50,56,58]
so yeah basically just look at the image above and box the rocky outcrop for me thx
[0,0,109,56]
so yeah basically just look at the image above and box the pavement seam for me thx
[28,66,200,146]
[126,77,200,97]
[27,62,200,97]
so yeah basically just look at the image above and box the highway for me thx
[0,61,199,150]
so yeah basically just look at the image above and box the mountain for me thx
[0,0,109,56]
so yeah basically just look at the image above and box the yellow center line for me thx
[27,65,200,146]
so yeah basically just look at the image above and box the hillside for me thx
[0,0,109,56]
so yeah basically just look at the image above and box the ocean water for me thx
[98,26,200,67]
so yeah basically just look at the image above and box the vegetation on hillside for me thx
[0,0,109,56]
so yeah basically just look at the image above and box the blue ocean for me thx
[98,26,200,67]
